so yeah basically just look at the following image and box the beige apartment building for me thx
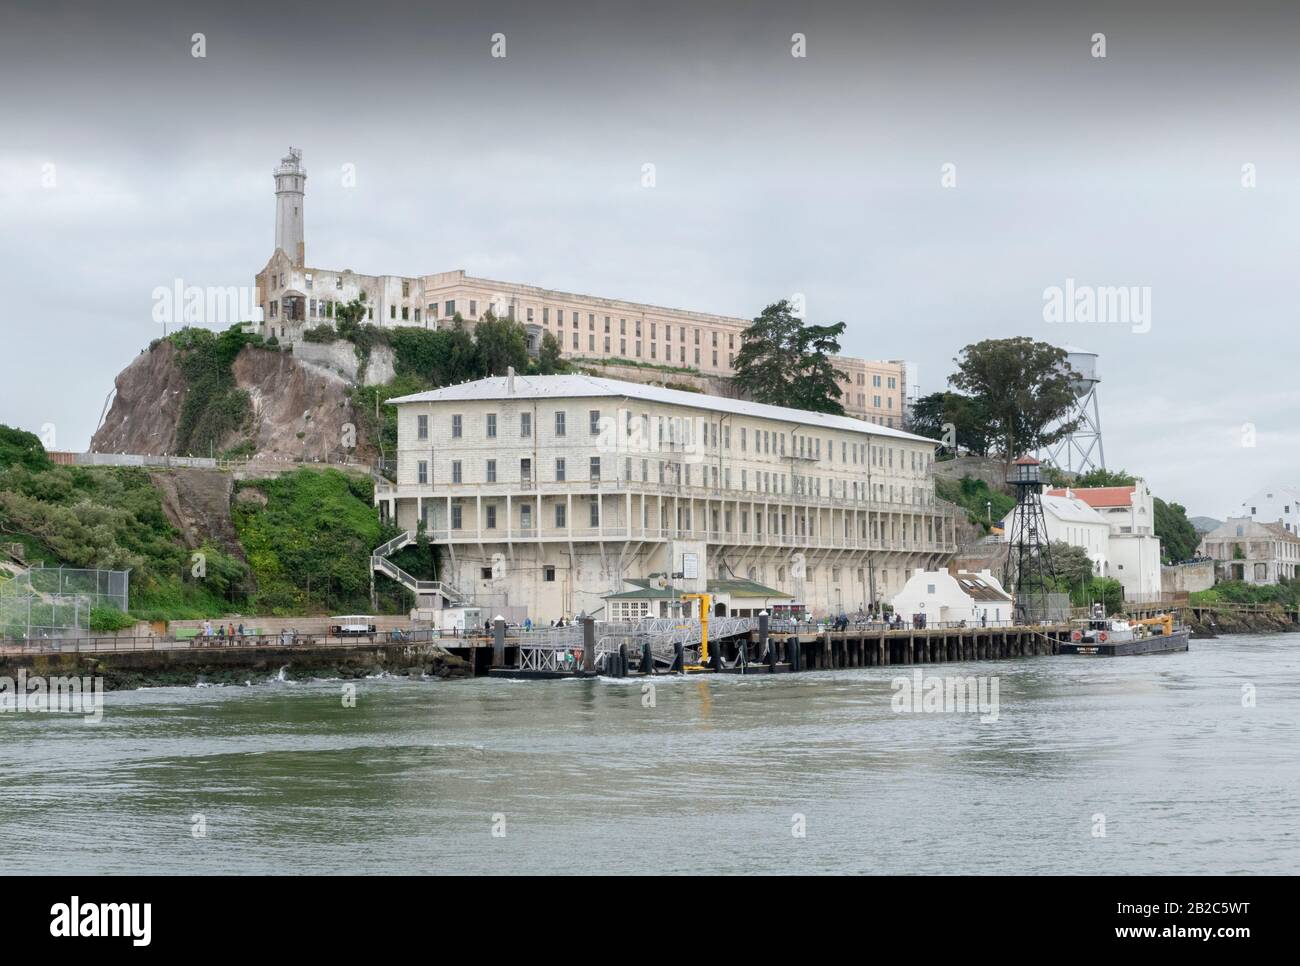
[256,148,910,427]
[372,373,957,622]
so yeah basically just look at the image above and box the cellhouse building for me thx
[375,373,958,621]
[255,147,912,428]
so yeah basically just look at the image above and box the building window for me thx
[486,413,497,438]
[555,505,566,528]
[469,300,477,317]
[417,460,427,484]
[521,504,532,529]
[485,504,497,528]
[451,414,462,438]
[590,499,600,527]
[590,456,601,481]
[486,459,497,483]
[417,414,428,440]
[451,504,462,529]
[589,410,601,435]
[555,411,566,436]
[555,458,566,481]
[444,300,456,317]
[520,412,532,437]
[521,458,532,484]
[544,565,556,582]
[451,461,462,484]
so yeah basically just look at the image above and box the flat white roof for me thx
[389,374,935,443]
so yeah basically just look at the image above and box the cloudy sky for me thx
[1,0,1296,517]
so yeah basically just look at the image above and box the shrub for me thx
[88,605,136,633]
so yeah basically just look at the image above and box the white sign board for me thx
[681,552,699,580]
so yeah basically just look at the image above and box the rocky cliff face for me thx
[91,342,375,462]
[91,341,189,455]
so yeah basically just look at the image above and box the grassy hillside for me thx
[1,425,404,622]
[936,475,1015,532]
[0,426,239,620]
[231,468,398,615]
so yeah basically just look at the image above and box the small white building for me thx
[892,569,1013,626]
[1239,485,1300,535]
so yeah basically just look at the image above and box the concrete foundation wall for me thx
[1162,560,1214,594]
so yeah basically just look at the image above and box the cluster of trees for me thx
[313,294,569,385]
[909,337,1079,473]
[1048,541,1125,613]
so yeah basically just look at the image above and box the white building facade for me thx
[1198,517,1300,584]
[376,374,959,621]
[1238,485,1300,535]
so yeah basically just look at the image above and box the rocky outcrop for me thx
[91,341,189,455]
[91,342,376,463]
[232,346,375,462]
[149,468,246,562]
[1189,607,1299,637]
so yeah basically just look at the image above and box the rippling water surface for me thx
[3,634,1297,874]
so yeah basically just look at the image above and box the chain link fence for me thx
[0,566,130,641]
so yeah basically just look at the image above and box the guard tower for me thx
[1003,456,1057,625]
[1041,345,1104,475]
[274,147,307,266]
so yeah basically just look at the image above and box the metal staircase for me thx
[371,530,471,607]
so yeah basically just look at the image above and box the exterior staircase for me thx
[371,530,471,607]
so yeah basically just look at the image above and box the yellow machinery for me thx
[1134,613,1174,637]
[681,593,712,670]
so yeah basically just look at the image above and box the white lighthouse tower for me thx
[274,147,306,267]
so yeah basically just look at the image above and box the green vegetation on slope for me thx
[231,468,396,615]
[1190,580,1300,607]
[154,324,268,456]
[0,425,52,472]
[936,475,1015,532]
[0,429,243,620]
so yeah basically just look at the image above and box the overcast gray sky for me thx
[1,0,1296,518]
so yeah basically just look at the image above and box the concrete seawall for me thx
[0,642,471,690]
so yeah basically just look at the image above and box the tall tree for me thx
[732,300,847,414]
[1154,497,1200,564]
[533,330,569,375]
[949,337,1078,475]
[1049,540,1096,591]
[907,391,992,456]
[472,312,530,376]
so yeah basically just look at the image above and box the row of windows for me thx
[421,499,936,543]
[414,455,931,505]
[412,409,929,471]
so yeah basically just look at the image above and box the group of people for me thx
[201,620,246,642]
